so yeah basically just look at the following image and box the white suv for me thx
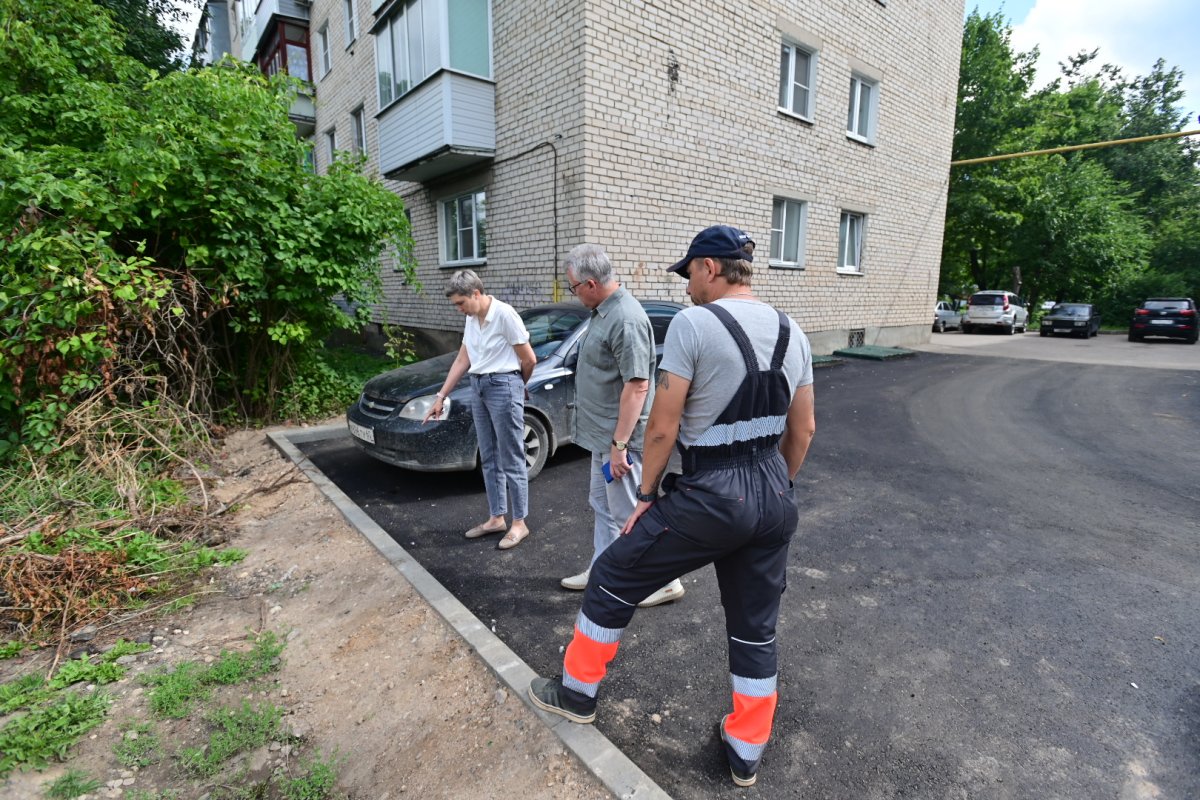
[961,291,1029,335]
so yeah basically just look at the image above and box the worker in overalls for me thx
[529,225,816,786]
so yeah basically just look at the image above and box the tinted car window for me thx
[647,309,675,345]
[1144,300,1189,311]
[970,293,1004,305]
[521,308,588,360]
[1053,305,1090,316]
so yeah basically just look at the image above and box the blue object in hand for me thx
[602,454,633,483]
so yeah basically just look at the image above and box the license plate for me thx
[348,420,375,444]
[1054,328,1069,333]
[1151,319,1173,325]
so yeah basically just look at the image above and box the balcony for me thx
[254,0,309,49]
[377,71,495,184]
[289,90,316,138]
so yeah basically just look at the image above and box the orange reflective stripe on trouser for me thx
[725,691,778,746]
[563,611,625,698]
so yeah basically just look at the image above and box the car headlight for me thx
[399,394,440,420]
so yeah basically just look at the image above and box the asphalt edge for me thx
[266,425,672,800]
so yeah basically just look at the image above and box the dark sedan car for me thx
[1039,303,1100,338]
[1128,297,1198,343]
[346,300,684,479]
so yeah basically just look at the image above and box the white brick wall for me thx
[309,0,964,352]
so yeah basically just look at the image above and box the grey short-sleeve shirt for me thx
[658,298,812,447]
[573,288,656,453]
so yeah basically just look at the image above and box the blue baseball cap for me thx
[668,225,756,275]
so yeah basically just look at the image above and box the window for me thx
[769,198,807,267]
[344,0,357,45]
[350,107,366,154]
[838,212,865,273]
[257,22,310,82]
[317,23,331,78]
[376,0,491,108]
[778,42,815,119]
[847,74,877,142]
[325,128,337,165]
[441,189,487,263]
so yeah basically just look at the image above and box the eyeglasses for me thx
[567,279,587,295]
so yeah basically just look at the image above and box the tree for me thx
[0,0,414,455]
[94,0,193,73]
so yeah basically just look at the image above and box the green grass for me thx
[114,721,161,768]
[44,768,102,798]
[143,631,285,719]
[281,752,341,800]
[177,701,282,777]
[0,690,111,776]
[0,641,28,660]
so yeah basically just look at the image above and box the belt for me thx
[472,370,521,377]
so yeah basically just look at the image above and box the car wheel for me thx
[1128,331,1141,342]
[523,413,549,480]
[1005,323,1015,335]
[935,319,946,333]
[961,324,971,334]
[1039,330,1048,337]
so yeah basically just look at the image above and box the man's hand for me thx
[620,500,654,535]
[609,444,631,480]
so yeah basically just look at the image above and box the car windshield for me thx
[1052,305,1089,316]
[520,307,588,360]
[970,294,1004,305]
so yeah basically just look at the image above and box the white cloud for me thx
[1009,0,1199,120]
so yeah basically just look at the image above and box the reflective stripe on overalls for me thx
[561,303,798,774]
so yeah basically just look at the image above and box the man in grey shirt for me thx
[562,244,685,607]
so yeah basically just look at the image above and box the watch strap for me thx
[636,490,657,503]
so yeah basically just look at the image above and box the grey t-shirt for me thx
[658,299,812,447]
[573,288,656,453]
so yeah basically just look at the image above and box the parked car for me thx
[1128,297,1198,344]
[346,301,685,479]
[932,301,964,333]
[1039,303,1101,338]
[961,290,1029,335]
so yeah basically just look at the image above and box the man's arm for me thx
[780,383,815,479]
[514,342,537,384]
[608,378,649,480]
[621,369,690,534]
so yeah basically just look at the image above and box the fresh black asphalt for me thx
[298,352,1200,799]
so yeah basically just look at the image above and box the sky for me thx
[965,1,1200,122]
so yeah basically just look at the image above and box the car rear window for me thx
[970,294,1004,305]
[1144,300,1191,311]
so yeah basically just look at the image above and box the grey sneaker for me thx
[638,578,685,608]
[719,716,759,787]
[560,568,590,590]
[528,677,596,724]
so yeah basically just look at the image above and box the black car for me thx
[1128,297,1198,344]
[1039,303,1101,338]
[345,301,684,479]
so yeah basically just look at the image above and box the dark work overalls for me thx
[559,303,799,776]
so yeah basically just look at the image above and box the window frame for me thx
[317,22,331,78]
[837,211,866,274]
[350,106,366,155]
[769,197,808,269]
[777,41,816,121]
[846,73,878,144]
[324,127,337,167]
[439,188,487,266]
[344,0,357,46]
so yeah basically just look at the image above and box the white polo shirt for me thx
[464,297,529,374]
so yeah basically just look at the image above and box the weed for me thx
[205,631,284,685]
[177,701,282,777]
[143,660,210,719]
[159,595,198,614]
[0,641,27,659]
[124,791,180,800]
[103,639,152,660]
[281,751,341,800]
[0,673,51,714]
[114,721,160,768]
[49,655,126,689]
[0,690,111,776]
[44,768,102,798]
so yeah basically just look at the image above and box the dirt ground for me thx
[1,426,613,800]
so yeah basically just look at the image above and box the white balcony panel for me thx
[378,71,495,183]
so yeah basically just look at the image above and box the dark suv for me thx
[1128,298,1198,344]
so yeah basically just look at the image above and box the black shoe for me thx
[719,716,759,787]
[528,676,596,724]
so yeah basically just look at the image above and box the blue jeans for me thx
[588,449,642,565]
[469,372,528,521]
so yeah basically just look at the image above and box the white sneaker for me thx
[638,579,685,608]
[560,568,590,591]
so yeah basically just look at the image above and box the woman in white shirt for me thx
[427,270,538,549]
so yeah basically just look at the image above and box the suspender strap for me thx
[701,303,758,373]
[769,312,790,371]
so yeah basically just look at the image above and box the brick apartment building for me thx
[194,0,964,354]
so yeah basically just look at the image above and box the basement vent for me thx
[848,329,865,348]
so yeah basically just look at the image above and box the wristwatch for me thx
[612,439,628,451]
[636,489,657,503]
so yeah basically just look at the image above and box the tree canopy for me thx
[0,0,414,456]
[942,12,1199,318]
